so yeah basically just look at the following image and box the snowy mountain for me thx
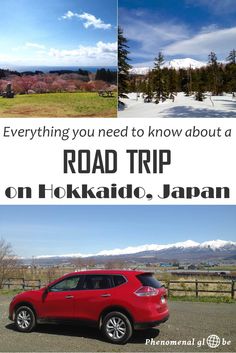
[163,58,206,70]
[34,240,236,259]
[129,67,151,75]
[129,58,206,75]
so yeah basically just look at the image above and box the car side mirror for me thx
[42,286,50,301]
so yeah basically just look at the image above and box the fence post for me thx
[168,281,171,298]
[22,278,25,290]
[38,279,41,289]
[8,279,10,290]
[195,279,198,297]
[231,281,235,299]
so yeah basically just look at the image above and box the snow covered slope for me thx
[35,240,236,259]
[129,58,206,75]
[163,58,206,69]
[129,67,151,75]
[119,93,236,118]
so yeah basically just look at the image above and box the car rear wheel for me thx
[15,306,36,332]
[101,311,133,344]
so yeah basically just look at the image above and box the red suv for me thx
[9,270,169,344]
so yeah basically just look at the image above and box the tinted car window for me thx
[113,275,126,287]
[83,275,112,290]
[137,274,162,288]
[50,276,82,292]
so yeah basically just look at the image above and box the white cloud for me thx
[164,27,236,58]
[200,24,218,34]
[60,10,79,20]
[48,41,117,65]
[60,10,112,29]
[49,41,116,58]
[0,41,117,66]
[25,42,46,49]
[78,12,111,29]
[122,13,189,56]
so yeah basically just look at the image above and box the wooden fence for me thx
[3,278,42,290]
[164,279,235,299]
[2,278,236,299]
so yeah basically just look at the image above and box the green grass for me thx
[169,295,236,304]
[0,92,117,117]
[0,289,23,296]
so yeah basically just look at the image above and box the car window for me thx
[137,273,162,288]
[82,275,112,290]
[50,276,82,292]
[113,275,126,287]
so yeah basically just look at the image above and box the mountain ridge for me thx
[34,239,236,259]
[129,58,207,75]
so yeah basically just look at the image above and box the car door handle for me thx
[101,294,111,297]
[65,295,74,299]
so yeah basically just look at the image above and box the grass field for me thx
[169,295,235,303]
[0,92,117,117]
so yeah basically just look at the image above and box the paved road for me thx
[0,296,235,352]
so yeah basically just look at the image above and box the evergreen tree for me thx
[154,52,165,69]
[138,79,147,95]
[208,51,221,95]
[195,70,206,101]
[118,27,131,101]
[143,71,154,102]
[226,49,236,64]
[152,52,169,104]
[167,68,178,101]
[129,75,137,92]
[187,67,193,95]
[208,51,218,66]
[95,68,116,83]
[122,56,236,97]
[225,62,236,94]
[180,68,192,96]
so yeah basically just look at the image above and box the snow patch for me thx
[119,92,236,118]
[129,67,151,75]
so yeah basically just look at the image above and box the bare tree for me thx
[45,267,57,284]
[72,257,84,270]
[105,261,126,269]
[0,238,20,289]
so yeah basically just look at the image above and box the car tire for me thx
[101,311,133,344]
[15,306,36,332]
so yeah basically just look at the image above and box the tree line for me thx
[95,68,117,84]
[0,68,117,84]
[118,27,236,103]
[0,68,117,95]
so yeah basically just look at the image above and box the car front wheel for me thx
[101,311,133,344]
[15,306,36,332]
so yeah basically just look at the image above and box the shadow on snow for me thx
[160,106,236,118]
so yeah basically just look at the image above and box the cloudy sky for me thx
[119,0,236,67]
[0,206,235,257]
[0,0,117,67]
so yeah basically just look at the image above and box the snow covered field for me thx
[119,92,236,118]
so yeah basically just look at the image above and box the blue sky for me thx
[0,206,235,257]
[119,0,236,66]
[0,0,117,67]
